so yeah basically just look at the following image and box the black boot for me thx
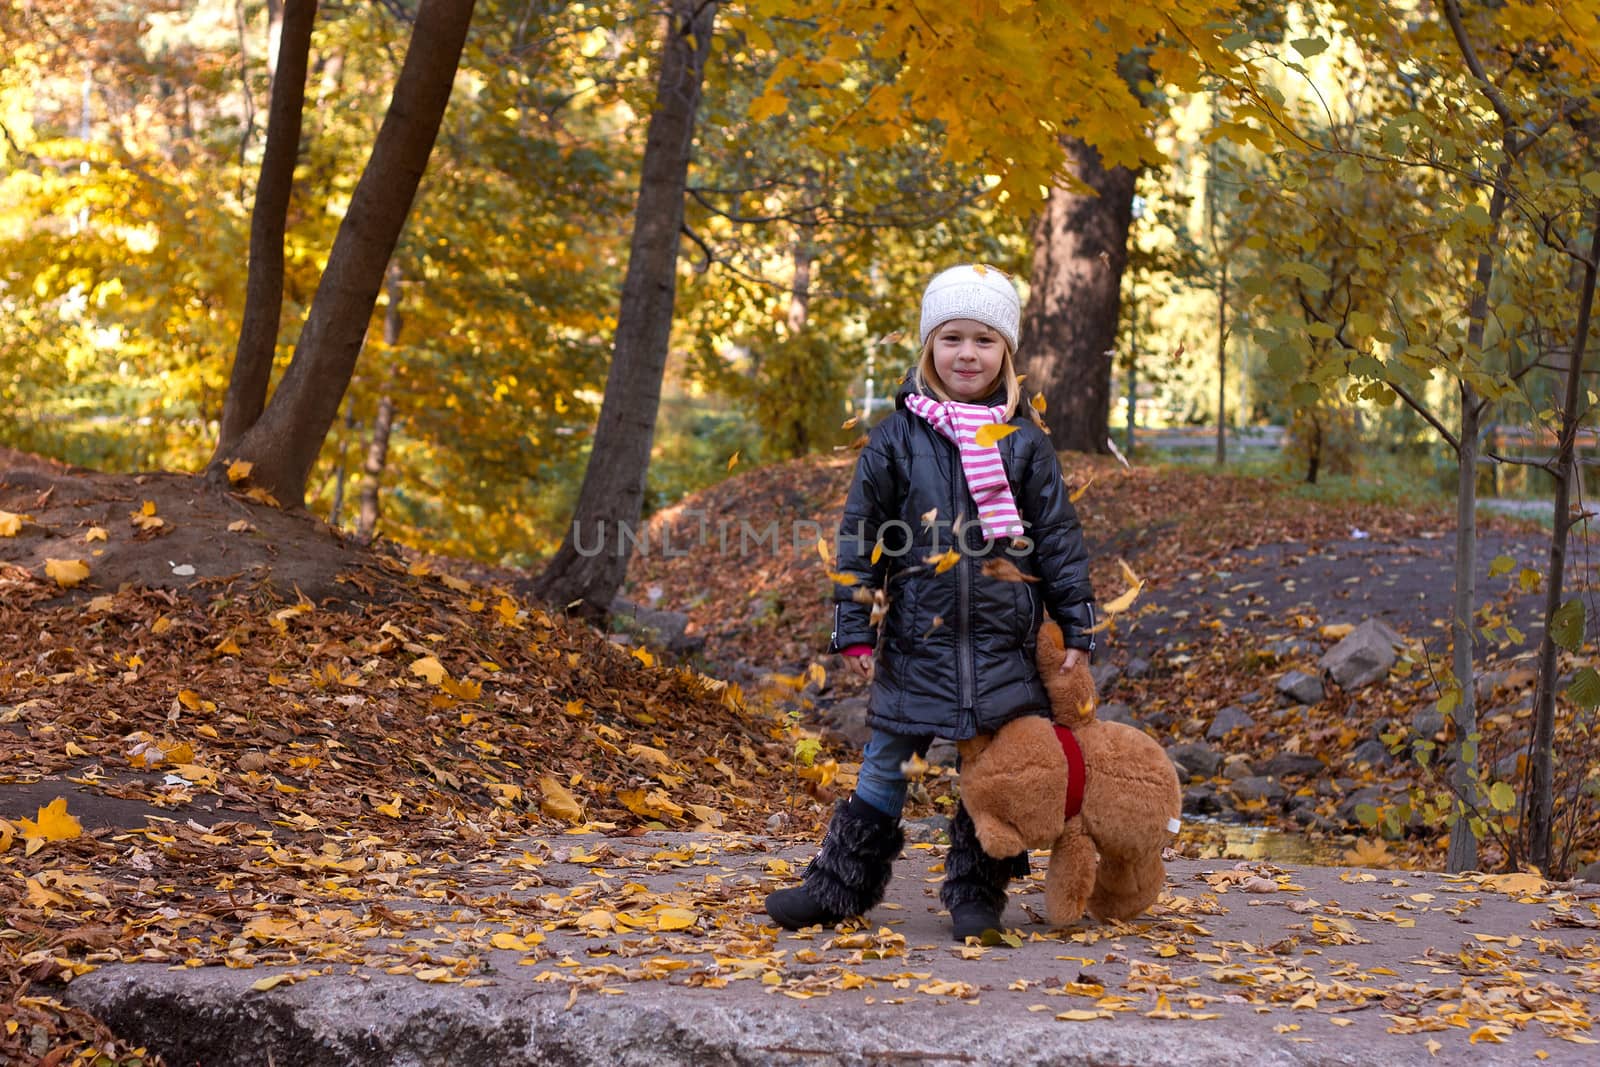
[941,802,1025,942]
[765,795,904,930]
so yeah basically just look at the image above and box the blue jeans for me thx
[854,730,934,819]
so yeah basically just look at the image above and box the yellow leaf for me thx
[1102,560,1144,614]
[974,423,1018,448]
[539,776,585,823]
[227,519,255,533]
[84,525,108,542]
[1031,392,1047,414]
[151,615,173,635]
[178,689,204,710]
[1069,475,1095,503]
[243,486,280,507]
[1320,623,1354,640]
[17,797,82,842]
[827,570,858,586]
[440,573,472,594]
[0,820,14,853]
[631,647,655,668]
[226,459,254,484]
[44,558,90,588]
[575,909,615,930]
[215,636,242,655]
[490,931,525,950]
[1055,1009,1109,1021]
[929,548,960,574]
[656,908,697,931]
[411,656,448,685]
[627,744,673,769]
[375,794,403,818]
[870,541,884,565]
[748,90,789,122]
[727,450,740,471]
[251,974,291,992]
[0,510,23,536]
[1468,1026,1505,1044]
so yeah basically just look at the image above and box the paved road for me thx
[66,830,1600,1066]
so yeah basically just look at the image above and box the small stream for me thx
[1183,819,1352,866]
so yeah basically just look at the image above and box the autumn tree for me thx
[212,0,477,506]
[530,0,718,616]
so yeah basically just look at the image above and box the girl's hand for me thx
[1059,647,1087,673]
[850,653,875,679]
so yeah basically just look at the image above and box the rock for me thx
[1096,702,1138,727]
[609,597,704,656]
[819,696,871,748]
[1348,739,1393,769]
[1206,706,1254,741]
[1237,689,1268,705]
[1411,705,1447,739]
[1493,751,1525,781]
[1336,786,1385,825]
[1264,637,1316,660]
[1475,670,1510,704]
[927,739,959,769]
[1227,776,1287,805]
[1221,754,1255,780]
[1318,618,1405,690]
[1089,663,1121,692]
[1143,710,1174,732]
[903,816,949,844]
[1579,860,1600,884]
[1257,752,1325,779]
[1276,670,1325,705]
[1168,742,1223,780]
[1182,784,1223,816]
[1124,657,1152,679]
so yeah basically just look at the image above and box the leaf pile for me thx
[1,542,831,1065]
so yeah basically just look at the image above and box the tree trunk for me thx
[1447,384,1482,872]
[356,262,404,543]
[212,0,317,461]
[529,0,718,618]
[1215,261,1228,466]
[218,0,475,505]
[1017,137,1135,452]
[1527,200,1600,873]
[357,396,396,544]
[1444,158,1512,873]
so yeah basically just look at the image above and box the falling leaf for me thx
[1069,476,1096,503]
[44,558,90,588]
[17,797,82,843]
[0,510,22,536]
[974,423,1018,448]
[928,548,960,574]
[1101,559,1144,614]
[1031,392,1047,414]
[899,752,929,780]
[982,558,1038,583]
[227,459,254,483]
[727,451,740,471]
[840,415,859,430]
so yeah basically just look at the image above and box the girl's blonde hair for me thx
[912,336,1045,428]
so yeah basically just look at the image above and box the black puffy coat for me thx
[829,381,1098,741]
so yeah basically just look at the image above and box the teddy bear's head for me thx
[1036,620,1097,728]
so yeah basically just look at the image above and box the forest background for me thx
[4,0,1600,875]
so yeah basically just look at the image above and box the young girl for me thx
[765,263,1098,941]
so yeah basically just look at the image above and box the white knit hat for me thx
[919,264,1021,351]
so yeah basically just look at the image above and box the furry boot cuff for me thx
[797,795,905,919]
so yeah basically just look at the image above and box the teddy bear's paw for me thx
[973,823,1026,860]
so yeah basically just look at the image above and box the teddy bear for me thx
[955,621,1182,924]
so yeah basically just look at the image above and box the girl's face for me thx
[931,319,1006,402]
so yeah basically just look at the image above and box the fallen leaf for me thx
[44,558,90,588]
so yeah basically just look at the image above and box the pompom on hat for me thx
[919,264,1021,352]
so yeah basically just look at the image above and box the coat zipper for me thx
[958,553,974,711]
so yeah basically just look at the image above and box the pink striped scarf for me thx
[903,394,1025,540]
